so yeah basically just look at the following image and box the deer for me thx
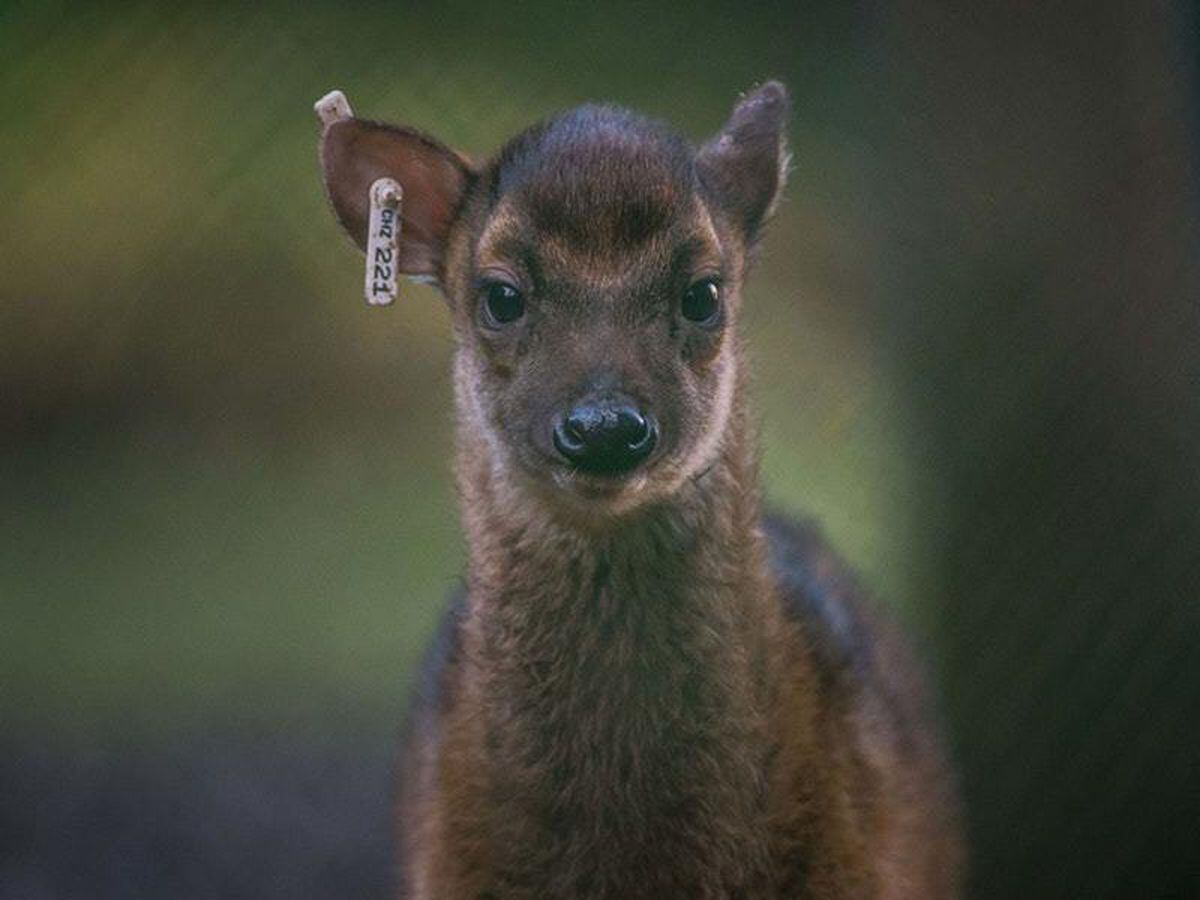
[314,82,964,899]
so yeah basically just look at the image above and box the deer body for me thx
[317,84,963,898]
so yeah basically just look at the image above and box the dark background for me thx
[2,1,1197,897]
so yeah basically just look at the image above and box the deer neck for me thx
[452,372,782,890]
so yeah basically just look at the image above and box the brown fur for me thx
[318,82,964,898]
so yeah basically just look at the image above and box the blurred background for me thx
[2,1,1197,897]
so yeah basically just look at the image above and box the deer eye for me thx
[481,282,525,327]
[681,278,721,325]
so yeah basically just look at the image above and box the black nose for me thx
[553,401,658,475]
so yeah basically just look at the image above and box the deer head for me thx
[317,83,789,521]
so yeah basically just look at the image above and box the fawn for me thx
[315,82,963,899]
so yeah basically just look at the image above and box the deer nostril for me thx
[554,414,589,457]
[624,411,654,452]
[553,402,658,475]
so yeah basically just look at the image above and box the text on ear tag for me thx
[365,177,403,306]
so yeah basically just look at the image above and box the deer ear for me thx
[697,81,790,241]
[316,91,473,283]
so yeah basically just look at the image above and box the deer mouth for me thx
[551,465,648,497]
[531,461,662,521]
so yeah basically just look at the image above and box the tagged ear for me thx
[697,81,790,241]
[315,91,473,283]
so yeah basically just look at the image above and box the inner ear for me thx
[319,116,474,282]
[696,81,790,242]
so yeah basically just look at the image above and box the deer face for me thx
[319,84,788,518]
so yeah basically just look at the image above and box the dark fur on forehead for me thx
[489,105,697,252]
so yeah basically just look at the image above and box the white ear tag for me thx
[314,89,353,125]
[364,177,403,306]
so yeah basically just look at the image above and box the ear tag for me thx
[312,90,403,308]
[314,89,353,126]
[364,177,403,306]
